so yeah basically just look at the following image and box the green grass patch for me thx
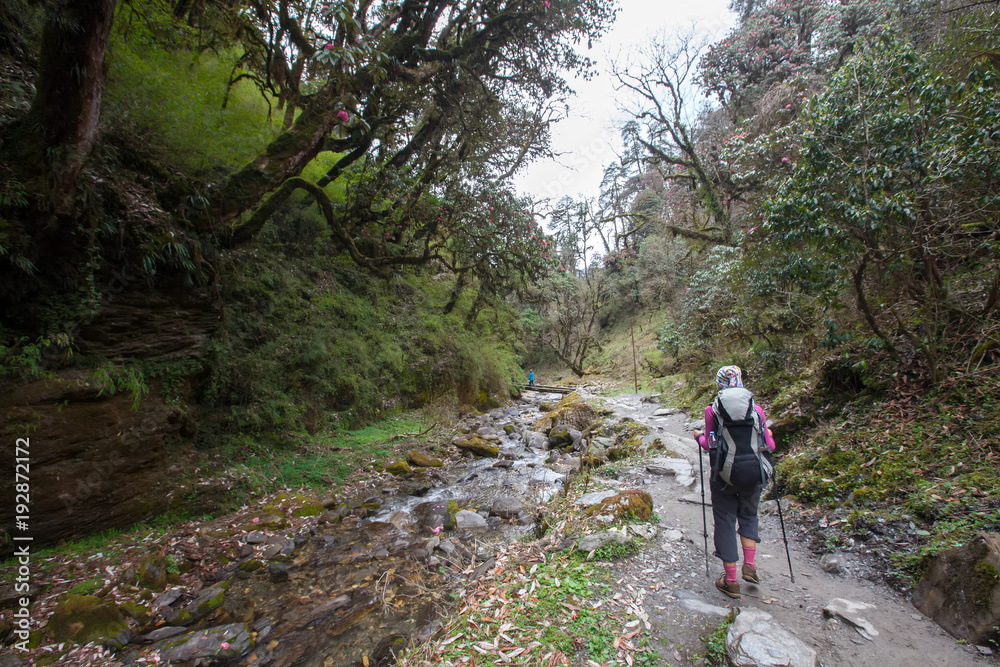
[105,13,282,175]
[221,411,431,492]
[591,537,643,561]
[697,611,735,666]
[66,577,103,596]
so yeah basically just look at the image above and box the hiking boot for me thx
[741,564,760,584]
[715,574,741,600]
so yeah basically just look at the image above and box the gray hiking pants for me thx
[710,476,762,564]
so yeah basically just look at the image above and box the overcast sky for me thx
[512,0,735,207]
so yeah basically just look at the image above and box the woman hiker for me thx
[693,365,776,600]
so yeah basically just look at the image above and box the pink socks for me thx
[743,545,756,568]
[724,563,738,583]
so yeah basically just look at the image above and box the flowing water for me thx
[231,390,572,667]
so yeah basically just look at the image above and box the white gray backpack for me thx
[709,387,773,489]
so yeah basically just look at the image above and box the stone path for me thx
[583,390,986,666]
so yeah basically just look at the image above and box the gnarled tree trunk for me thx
[27,0,117,216]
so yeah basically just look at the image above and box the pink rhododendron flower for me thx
[786,104,792,109]
[782,157,789,164]
[221,642,231,650]
[337,110,350,122]
[252,517,260,524]
[324,43,335,50]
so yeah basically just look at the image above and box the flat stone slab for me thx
[577,530,631,553]
[140,626,188,642]
[152,588,183,609]
[573,490,618,507]
[645,458,695,487]
[628,524,658,540]
[675,590,729,617]
[823,598,878,641]
[652,408,682,416]
[678,493,711,507]
[726,608,818,667]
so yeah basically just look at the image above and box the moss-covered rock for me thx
[585,490,654,522]
[386,460,413,475]
[47,594,127,645]
[413,499,460,531]
[138,555,169,590]
[548,427,573,447]
[256,512,288,529]
[165,581,231,626]
[534,392,597,436]
[240,559,264,573]
[291,495,325,517]
[153,622,254,663]
[608,435,644,461]
[454,436,500,458]
[406,449,444,468]
[164,608,195,626]
[120,601,151,624]
[913,532,1000,645]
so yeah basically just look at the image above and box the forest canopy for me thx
[0,0,616,330]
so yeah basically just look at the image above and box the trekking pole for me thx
[771,467,795,583]
[694,433,710,577]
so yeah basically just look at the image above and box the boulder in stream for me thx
[413,501,460,531]
[386,460,413,475]
[406,449,444,467]
[534,392,597,435]
[454,436,500,458]
[491,497,528,519]
[456,510,488,529]
[526,433,550,450]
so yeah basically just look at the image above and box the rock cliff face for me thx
[75,285,220,361]
[0,285,220,552]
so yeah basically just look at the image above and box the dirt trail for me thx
[584,390,985,667]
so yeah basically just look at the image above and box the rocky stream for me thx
[1,386,997,667]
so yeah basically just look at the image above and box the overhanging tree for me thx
[758,38,1000,380]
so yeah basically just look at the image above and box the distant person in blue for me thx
[528,369,535,387]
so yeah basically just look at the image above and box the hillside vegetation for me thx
[521,0,1000,586]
